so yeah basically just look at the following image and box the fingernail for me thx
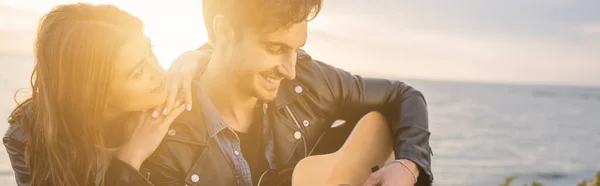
[152,110,159,118]
[186,104,192,111]
[162,108,168,115]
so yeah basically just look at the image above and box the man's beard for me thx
[226,46,258,98]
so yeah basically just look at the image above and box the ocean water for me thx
[1,56,599,186]
[404,79,600,186]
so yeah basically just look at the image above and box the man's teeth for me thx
[264,75,276,84]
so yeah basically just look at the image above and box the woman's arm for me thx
[3,130,31,186]
[153,50,211,117]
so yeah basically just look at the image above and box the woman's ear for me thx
[212,14,235,44]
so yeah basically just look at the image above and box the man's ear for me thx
[212,14,235,44]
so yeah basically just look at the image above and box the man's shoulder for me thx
[294,49,348,89]
[295,49,330,80]
[168,94,210,146]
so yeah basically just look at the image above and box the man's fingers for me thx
[182,75,193,111]
[363,173,381,186]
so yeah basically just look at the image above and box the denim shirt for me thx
[197,89,276,186]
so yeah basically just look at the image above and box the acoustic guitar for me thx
[257,111,395,186]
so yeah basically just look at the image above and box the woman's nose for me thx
[150,59,164,80]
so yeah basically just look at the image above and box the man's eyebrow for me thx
[262,41,296,49]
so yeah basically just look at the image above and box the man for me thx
[134,0,433,185]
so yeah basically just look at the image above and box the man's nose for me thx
[278,53,297,80]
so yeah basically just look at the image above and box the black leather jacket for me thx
[3,124,156,186]
[3,48,433,186]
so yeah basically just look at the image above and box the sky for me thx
[0,0,598,87]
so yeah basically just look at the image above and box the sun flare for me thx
[83,0,209,69]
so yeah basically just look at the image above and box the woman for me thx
[3,3,207,186]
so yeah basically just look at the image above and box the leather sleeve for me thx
[144,158,187,186]
[143,136,192,186]
[103,158,155,186]
[311,59,434,185]
[2,125,155,186]
[3,136,31,186]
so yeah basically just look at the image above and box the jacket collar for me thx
[195,86,228,138]
[170,81,212,145]
[273,49,311,110]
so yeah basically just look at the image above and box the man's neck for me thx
[200,56,258,133]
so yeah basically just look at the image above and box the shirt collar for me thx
[196,88,228,138]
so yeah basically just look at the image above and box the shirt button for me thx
[167,129,177,136]
[294,131,302,139]
[302,120,309,127]
[234,150,240,155]
[191,174,200,183]
[295,85,303,93]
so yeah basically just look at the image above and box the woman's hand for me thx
[116,100,187,170]
[152,50,211,118]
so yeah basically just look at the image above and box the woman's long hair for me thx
[8,3,144,185]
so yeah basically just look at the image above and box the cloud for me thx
[305,8,600,87]
[0,5,42,30]
[579,24,600,35]
[0,6,40,55]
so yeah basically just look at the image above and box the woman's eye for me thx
[133,59,147,78]
[134,66,144,78]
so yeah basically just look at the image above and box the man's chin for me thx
[259,94,277,101]
[257,89,278,101]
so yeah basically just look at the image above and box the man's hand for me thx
[152,50,211,118]
[363,159,419,186]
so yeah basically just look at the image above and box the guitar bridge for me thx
[371,165,380,173]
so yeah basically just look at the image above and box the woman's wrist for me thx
[193,50,212,80]
[115,149,143,170]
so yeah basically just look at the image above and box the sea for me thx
[405,79,600,186]
[1,56,599,186]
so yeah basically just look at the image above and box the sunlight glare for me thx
[83,0,209,69]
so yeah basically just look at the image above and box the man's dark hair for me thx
[202,0,322,42]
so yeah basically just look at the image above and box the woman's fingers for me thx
[161,81,180,116]
[173,97,184,109]
[160,50,211,115]
[182,75,193,111]
[153,104,186,136]
[150,105,162,119]
[138,111,151,124]
[164,104,186,123]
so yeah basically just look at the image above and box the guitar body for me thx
[257,111,395,186]
[292,111,395,186]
